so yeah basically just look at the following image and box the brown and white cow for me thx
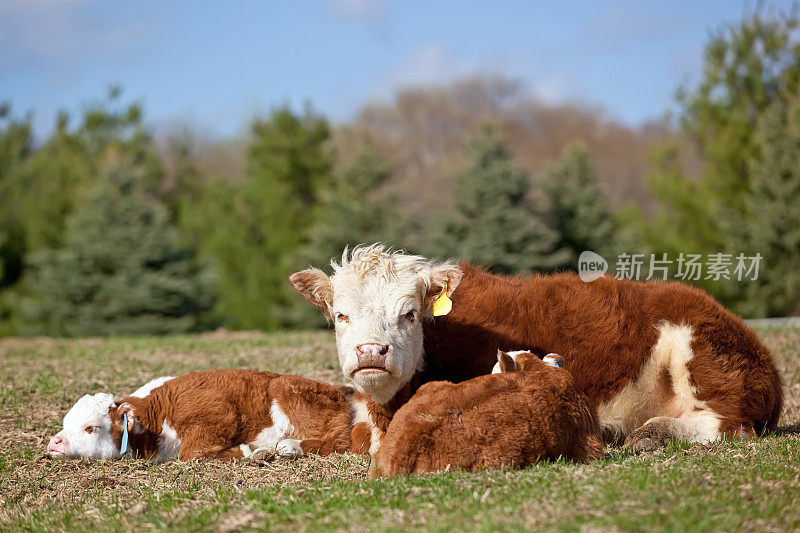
[290,245,783,452]
[373,350,603,477]
[48,369,373,461]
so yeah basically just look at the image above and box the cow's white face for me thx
[49,393,120,459]
[291,245,462,405]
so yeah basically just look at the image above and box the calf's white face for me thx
[291,245,462,405]
[49,393,120,459]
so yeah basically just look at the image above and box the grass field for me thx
[1,327,799,532]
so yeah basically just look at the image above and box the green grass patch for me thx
[0,327,798,531]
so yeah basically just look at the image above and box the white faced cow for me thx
[291,244,783,451]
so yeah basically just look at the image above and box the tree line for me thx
[1,9,798,336]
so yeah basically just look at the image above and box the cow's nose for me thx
[48,436,63,451]
[356,343,389,357]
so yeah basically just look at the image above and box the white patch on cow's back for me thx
[130,376,175,398]
[249,400,295,451]
[349,396,382,455]
[597,322,711,441]
[155,419,182,462]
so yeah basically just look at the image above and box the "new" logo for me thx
[578,251,608,282]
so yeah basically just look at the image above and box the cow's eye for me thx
[335,313,349,324]
[85,426,94,434]
[403,310,416,322]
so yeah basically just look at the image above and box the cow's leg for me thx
[602,322,767,451]
[245,439,304,461]
[177,426,245,461]
[179,443,245,461]
[275,438,303,459]
[206,446,247,461]
[623,409,753,452]
[297,438,332,455]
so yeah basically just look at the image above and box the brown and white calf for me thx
[290,245,783,452]
[373,350,603,477]
[48,370,373,461]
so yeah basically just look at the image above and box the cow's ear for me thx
[424,262,463,310]
[289,268,333,317]
[497,350,516,373]
[117,402,136,431]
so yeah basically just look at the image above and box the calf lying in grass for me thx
[372,350,604,477]
[48,369,373,461]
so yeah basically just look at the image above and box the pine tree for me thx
[542,144,618,267]
[435,128,567,273]
[730,99,800,317]
[644,9,800,253]
[20,158,215,336]
[302,145,406,268]
[182,105,332,330]
[0,90,161,334]
[624,9,800,314]
[0,104,33,289]
[0,105,34,335]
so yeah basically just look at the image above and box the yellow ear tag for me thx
[432,285,452,317]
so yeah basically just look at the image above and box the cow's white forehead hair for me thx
[330,244,452,298]
[63,393,115,429]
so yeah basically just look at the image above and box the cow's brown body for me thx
[417,264,783,442]
[110,369,371,461]
[374,353,603,477]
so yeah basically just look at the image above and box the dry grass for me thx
[0,327,799,531]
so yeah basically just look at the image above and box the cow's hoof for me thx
[625,436,660,452]
[248,447,275,462]
[601,427,624,446]
[276,439,303,460]
[624,422,672,452]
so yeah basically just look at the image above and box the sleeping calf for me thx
[48,369,372,461]
[372,350,603,477]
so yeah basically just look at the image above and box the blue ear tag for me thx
[120,413,129,456]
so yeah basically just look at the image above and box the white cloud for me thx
[374,44,550,104]
[530,75,570,105]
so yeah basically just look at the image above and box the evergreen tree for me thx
[645,9,800,253]
[0,105,34,335]
[542,144,618,267]
[182,105,332,330]
[624,8,800,314]
[302,145,406,268]
[730,98,800,317]
[0,104,33,289]
[20,158,215,336]
[0,90,160,333]
[435,128,567,274]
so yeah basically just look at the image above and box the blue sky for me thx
[1,0,777,139]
